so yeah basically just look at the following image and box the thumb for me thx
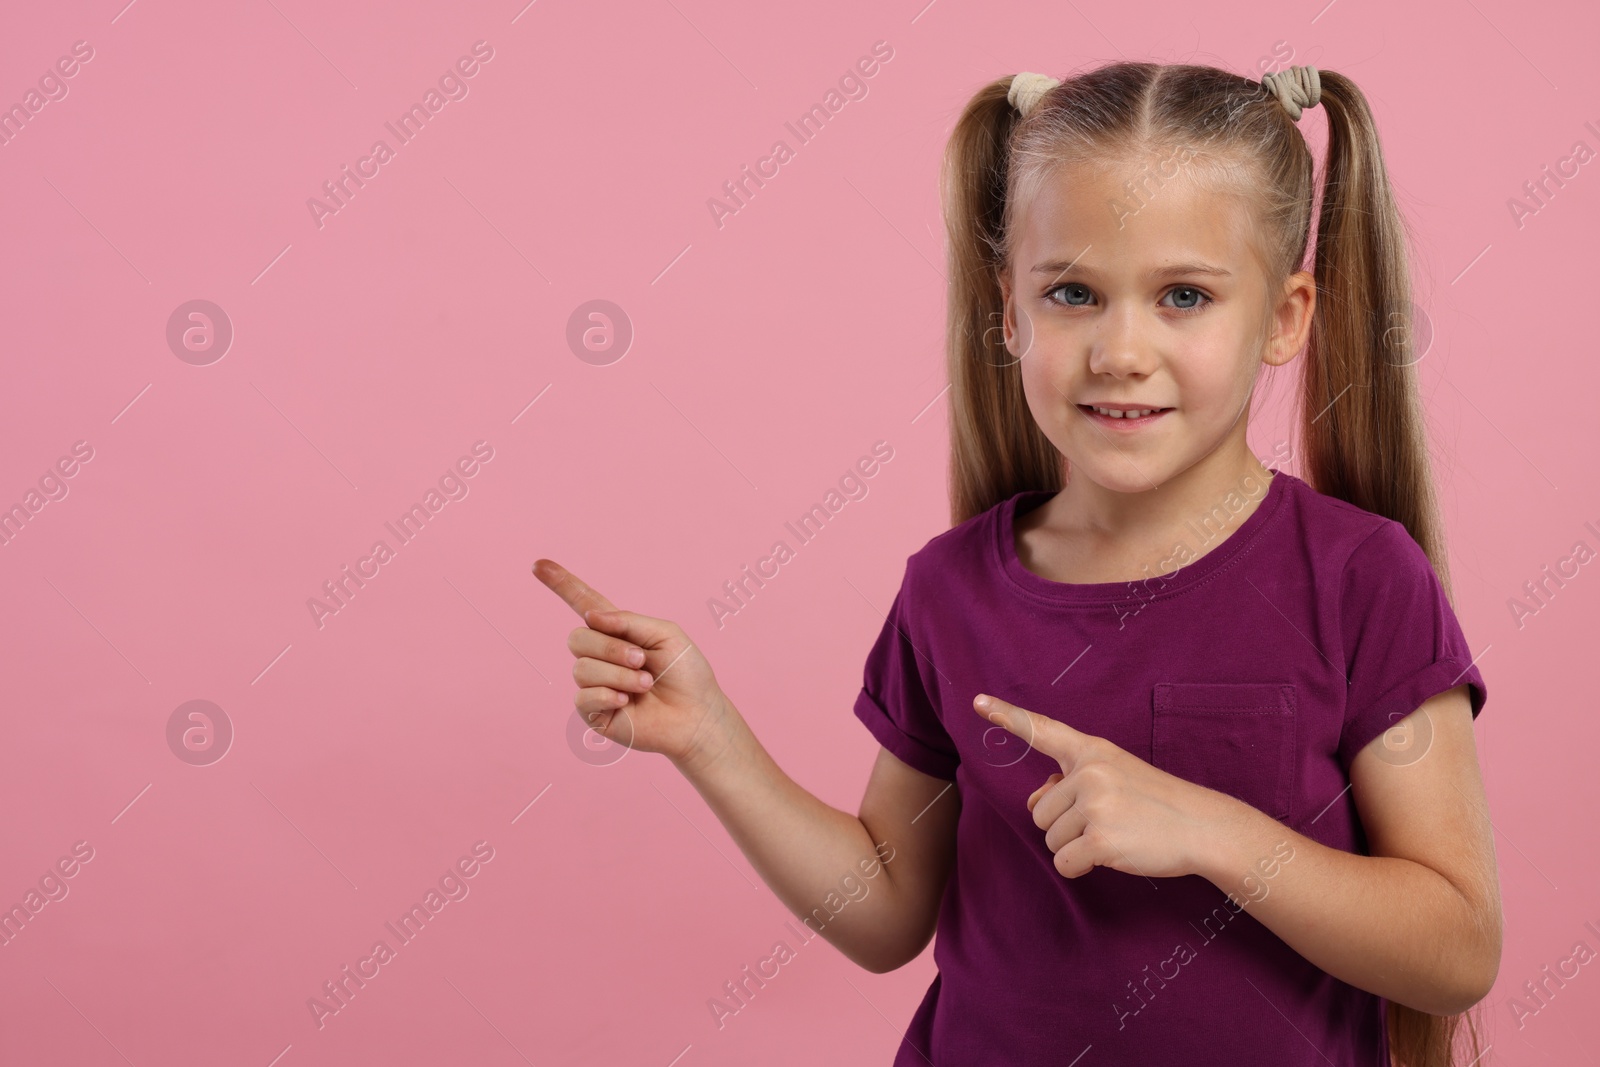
[584,607,680,654]
[973,694,1081,766]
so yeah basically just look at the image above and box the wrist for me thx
[671,691,748,782]
[1186,787,1260,888]
[1199,797,1302,911]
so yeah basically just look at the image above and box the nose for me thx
[1087,307,1159,379]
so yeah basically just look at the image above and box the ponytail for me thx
[942,76,1064,528]
[1300,71,1454,597]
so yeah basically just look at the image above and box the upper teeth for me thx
[1092,406,1160,418]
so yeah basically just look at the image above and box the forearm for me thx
[671,697,917,973]
[1192,795,1496,1016]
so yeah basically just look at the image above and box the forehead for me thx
[1012,155,1260,278]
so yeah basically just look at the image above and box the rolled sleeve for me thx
[853,568,960,781]
[1337,521,1487,771]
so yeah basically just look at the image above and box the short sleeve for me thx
[852,562,960,781]
[1337,521,1488,770]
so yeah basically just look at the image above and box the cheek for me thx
[1011,361,1068,448]
[1017,365,1049,427]
[1171,344,1254,416]
[1018,353,1068,419]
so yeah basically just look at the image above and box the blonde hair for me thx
[939,60,1480,1065]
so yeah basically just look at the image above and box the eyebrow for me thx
[1030,259,1233,281]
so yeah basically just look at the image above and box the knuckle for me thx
[576,687,612,714]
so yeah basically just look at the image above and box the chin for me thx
[1066,455,1170,494]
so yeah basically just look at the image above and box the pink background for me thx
[1,0,1595,1063]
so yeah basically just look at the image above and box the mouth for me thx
[1076,404,1173,429]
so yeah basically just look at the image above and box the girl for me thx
[534,61,1499,1067]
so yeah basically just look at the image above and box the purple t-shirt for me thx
[853,469,1487,1066]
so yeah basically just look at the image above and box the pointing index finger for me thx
[532,559,620,621]
[975,694,1037,738]
[974,693,1079,764]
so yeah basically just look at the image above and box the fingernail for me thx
[975,694,991,709]
[626,647,645,667]
[638,671,653,687]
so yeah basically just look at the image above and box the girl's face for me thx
[999,157,1312,494]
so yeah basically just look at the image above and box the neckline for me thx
[995,469,1291,605]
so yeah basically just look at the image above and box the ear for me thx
[993,268,1019,360]
[1264,269,1315,368]
[995,267,1034,365]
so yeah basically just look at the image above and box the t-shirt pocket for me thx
[1151,682,1297,821]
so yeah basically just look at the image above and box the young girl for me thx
[534,61,1500,1067]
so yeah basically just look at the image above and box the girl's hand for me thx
[974,694,1238,881]
[534,559,733,770]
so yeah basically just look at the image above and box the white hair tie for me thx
[1260,65,1321,121]
[1008,72,1062,119]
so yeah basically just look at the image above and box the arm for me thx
[675,709,961,974]
[532,558,961,975]
[1190,684,1502,1015]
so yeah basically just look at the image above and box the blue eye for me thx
[1043,284,1213,316]
[1050,283,1093,306]
[1164,286,1210,313]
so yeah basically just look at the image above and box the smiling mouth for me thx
[1077,404,1174,419]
